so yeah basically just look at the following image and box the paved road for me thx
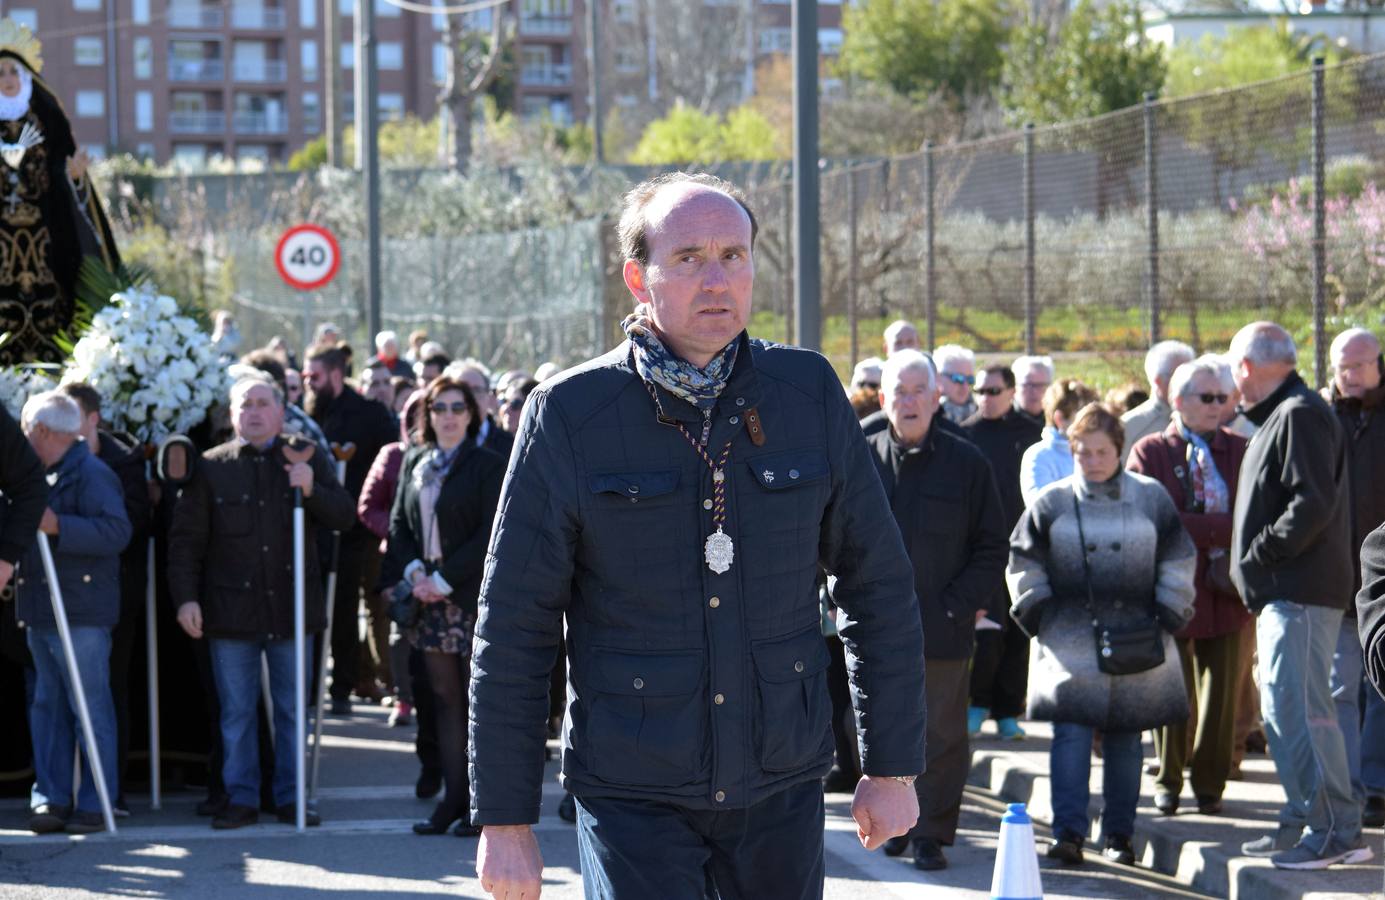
[0,705,1207,898]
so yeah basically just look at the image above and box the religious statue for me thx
[0,20,121,364]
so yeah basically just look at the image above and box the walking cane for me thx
[309,442,354,805]
[36,532,117,834]
[152,435,198,812]
[283,442,316,834]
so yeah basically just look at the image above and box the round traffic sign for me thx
[275,224,341,292]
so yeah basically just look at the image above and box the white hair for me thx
[1012,355,1055,383]
[851,356,884,388]
[1169,354,1234,402]
[447,357,492,383]
[22,391,82,434]
[534,362,562,382]
[230,371,284,407]
[1229,322,1297,367]
[1144,340,1196,387]
[1330,327,1380,365]
[374,330,399,352]
[880,349,937,395]
[883,320,918,344]
[932,344,975,374]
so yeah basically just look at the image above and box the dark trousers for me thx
[1154,630,1242,801]
[329,529,370,702]
[970,619,1029,720]
[825,635,859,777]
[911,657,971,844]
[410,646,440,776]
[574,780,824,900]
[422,650,471,826]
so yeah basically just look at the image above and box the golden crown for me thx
[0,19,41,74]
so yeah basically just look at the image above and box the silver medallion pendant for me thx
[704,527,734,574]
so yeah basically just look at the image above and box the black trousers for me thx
[410,646,440,776]
[825,635,859,776]
[911,658,971,844]
[969,618,1029,720]
[328,528,371,702]
[575,780,824,900]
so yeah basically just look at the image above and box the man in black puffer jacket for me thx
[470,174,925,899]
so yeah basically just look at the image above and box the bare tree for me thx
[645,0,751,114]
[441,10,515,174]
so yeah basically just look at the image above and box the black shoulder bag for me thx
[1073,493,1166,676]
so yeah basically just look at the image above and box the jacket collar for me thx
[630,331,763,427]
[887,422,937,463]
[1329,377,1385,414]
[1160,417,1231,450]
[50,438,90,477]
[1073,470,1125,502]
[1242,370,1304,427]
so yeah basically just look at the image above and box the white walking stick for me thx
[145,535,160,810]
[309,442,354,804]
[36,532,116,834]
[283,442,316,834]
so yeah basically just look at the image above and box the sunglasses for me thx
[974,386,1008,396]
[1021,381,1050,391]
[430,401,469,415]
[501,398,524,411]
[1189,393,1230,405]
[945,373,976,386]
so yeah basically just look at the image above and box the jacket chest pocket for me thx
[586,469,682,555]
[738,449,830,538]
[581,648,709,788]
[213,493,254,537]
[751,626,833,772]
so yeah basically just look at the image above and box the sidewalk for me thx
[968,720,1384,900]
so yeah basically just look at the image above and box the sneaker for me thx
[1153,792,1179,816]
[967,706,988,738]
[1102,835,1136,866]
[28,803,71,834]
[388,701,413,728]
[1047,836,1085,866]
[1243,824,1301,857]
[1364,796,1385,829]
[996,718,1027,741]
[275,804,321,827]
[912,838,947,871]
[211,803,259,830]
[65,810,106,835]
[1271,838,1374,870]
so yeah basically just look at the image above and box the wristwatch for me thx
[889,775,917,787]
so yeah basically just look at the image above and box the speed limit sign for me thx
[275,224,341,292]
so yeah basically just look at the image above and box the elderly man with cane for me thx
[169,374,353,829]
[16,391,130,834]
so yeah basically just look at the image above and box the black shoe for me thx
[113,796,131,819]
[882,835,911,857]
[822,766,860,794]
[211,804,259,830]
[1103,835,1136,866]
[1365,796,1385,829]
[329,698,352,716]
[413,819,451,835]
[415,768,442,800]
[196,793,229,817]
[275,804,321,827]
[1153,792,1179,815]
[557,792,577,824]
[1143,762,1160,776]
[1245,730,1267,755]
[28,803,71,834]
[452,821,483,837]
[1196,795,1223,816]
[65,810,106,835]
[912,838,947,871]
[1047,836,1085,866]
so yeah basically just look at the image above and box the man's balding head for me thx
[1331,327,1382,399]
[1228,321,1297,406]
[618,173,758,267]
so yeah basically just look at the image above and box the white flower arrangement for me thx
[64,286,229,443]
[0,367,57,421]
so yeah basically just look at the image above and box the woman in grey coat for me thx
[1008,404,1196,867]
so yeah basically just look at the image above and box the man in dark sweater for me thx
[867,350,1009,871]
[962,364,1042,740]
[1227,322,1367,869]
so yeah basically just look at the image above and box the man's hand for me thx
[851,775,919,851]
[285,462,314,498]
[477,824,543,899]
[0,560,14,592]
[67,148,90,182]
[177,601,204,639]
[976,609,989,625]
[39,508,59,536]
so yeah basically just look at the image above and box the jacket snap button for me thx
[703,499,713,510]
[632,677,645,690]
[627,485,639,494]
[715,790,726,802]
[82,575,92,583]
[244,581,251,588]
[1086,544,1097,553]
[1111,542,1121,551]
[714,693,725,705]
[789,469,800,479]
[735,398,745,407]
[1113,600,1123,609]
[729,416,739,425]
[262,546,269,553]
[793,661,804,673]
[708,596,720,608]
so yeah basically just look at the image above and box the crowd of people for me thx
[3,172,1385,899]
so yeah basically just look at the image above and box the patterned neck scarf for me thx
[621,303,739,411]
[1175,416,1230,514]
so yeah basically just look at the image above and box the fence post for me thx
[1144,92,1161,346]
[1312,57,1327,389]
[848,168,859,366]
[924,141,936,350]
[1023,123,1036,356]
[782,179,794,345]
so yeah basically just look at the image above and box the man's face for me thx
[306,360,343,400]
[363,367,393,405]
[886,327,919,356]
[24,422,71,468]
[882,365,939,446]
[0,60,22,100]
[380,339,399,360]
[623,186,754,367]
[233,384,285,444]
[940,360,975,406]
[977,371,1013,420]
[1018,365,1051,415]
[1334,335,1382,399]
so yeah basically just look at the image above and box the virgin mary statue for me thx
[0,19,121,364]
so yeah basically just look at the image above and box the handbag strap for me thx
[1072,492,1101,625]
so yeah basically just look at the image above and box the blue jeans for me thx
[26,626,118,814]
[1363,677,1385,798]
[1331,617,1365,803]
[1050,723,1142,842]
[1258,601,1361,850]
[209,638,304,809]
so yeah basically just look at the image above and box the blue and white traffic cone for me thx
[990,802,1043,900]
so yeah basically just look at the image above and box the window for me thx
[818,28,843,56]
[299,0,317,27]
[613,0,636,23]
[74,37,104,66]
[377,41,403,70]
[173,144,209,170]
[83,144,106,160]
[521,0,571,15]
[613,47,640,74]
[238,144,270,161]
[75,91,105,118]
[136,142,156,159]
[615,93,638,108]
[73,0,102,10]
[9,9,37,31]
[134,37,152,78]
[375,0,400,17]
[432,42,447,84]
[301,40,318,81]
[133,0,150,24]
[303,91,321,131]
[758,28,790,54]
[342,42,354,68]
[338,0,352,15]
[378,92,404,121]
[136,92,154,132]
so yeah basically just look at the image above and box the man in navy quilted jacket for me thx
[470,173,926,899]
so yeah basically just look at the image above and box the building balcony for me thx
[168,6,225,28]
[230,7,288,29]
[520,63,572,87]
[519,15,572,36]
[169,59,225,82]
[233,110,289,134]
[233,60,288,82]
[170,111,227,134]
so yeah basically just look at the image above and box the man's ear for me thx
[622,258,650,304]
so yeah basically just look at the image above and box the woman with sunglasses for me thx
[378,376,506,837]
[1126,355,1250,819]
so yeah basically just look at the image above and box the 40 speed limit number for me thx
[275,224,341,292]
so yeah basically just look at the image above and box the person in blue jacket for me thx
[15,390,130,835]
[470,173,927,899]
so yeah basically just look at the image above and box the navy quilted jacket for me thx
[468,335,925,825]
